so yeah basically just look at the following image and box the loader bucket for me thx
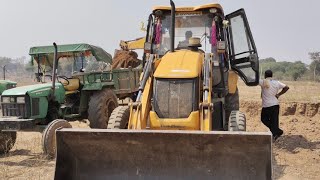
[54,129,272,180]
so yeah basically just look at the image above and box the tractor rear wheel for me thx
[88,89,118,129]
[107,106,130,129]
[225,88,239,130]
[42,119,72,158]
[228,111,246,131]
[0,131,16,155]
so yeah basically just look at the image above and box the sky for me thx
[0,0,319,64]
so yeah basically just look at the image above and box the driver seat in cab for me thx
[63,78,80,95]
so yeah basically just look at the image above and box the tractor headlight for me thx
[17,97,25,103]
[2,97,10,103]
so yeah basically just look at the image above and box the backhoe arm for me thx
[120,37,146,51]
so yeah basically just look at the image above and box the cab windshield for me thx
[34,53,111,78]
[154,12,215,55]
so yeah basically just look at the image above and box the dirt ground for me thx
[0,81,319,179]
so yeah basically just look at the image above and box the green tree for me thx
[285,61,307,81]
[309,52,320,81]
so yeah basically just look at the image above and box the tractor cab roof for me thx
[153,3,223,13]
[29,43,112,64]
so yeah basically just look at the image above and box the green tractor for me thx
[0,43,141,157]
[0,65,17,95]
[0,80,17,95]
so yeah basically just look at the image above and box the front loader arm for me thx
[200,54,213,131]
[128,55,155,129]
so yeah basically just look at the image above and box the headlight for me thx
[2,97,10,103]
[17,97,25,103]
[209,8,218,13]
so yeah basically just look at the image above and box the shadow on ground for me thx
[0,149,31,158]
[275,135,320,153]
[0,149,53,167]
[273,151,287,180]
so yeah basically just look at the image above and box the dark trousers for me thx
[261,105,283,136]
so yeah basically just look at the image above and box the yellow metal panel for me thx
[228,70,238,94]
[149,111,200,130]
[120,37,146,50]
[153,3,223,12]
[154,50,203,79]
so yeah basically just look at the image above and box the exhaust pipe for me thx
[170,0,175,52]
[3,65,6,80]
[51,42,58,99]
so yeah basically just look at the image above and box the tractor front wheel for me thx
[42,119,72,158]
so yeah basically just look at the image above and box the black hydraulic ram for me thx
[136,54,155,102]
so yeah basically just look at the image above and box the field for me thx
[0,80,320,179]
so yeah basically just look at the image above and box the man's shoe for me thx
[273,131,283,141]
[273,135,280,141]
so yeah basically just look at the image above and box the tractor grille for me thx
[31,98,40,116]
[2,103,27,118]
[153,79,197,118]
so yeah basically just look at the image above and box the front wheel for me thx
[225,88,239,130]
[42,119,72,158]
[107,106,130,129]
[228,111,246,131]
[0,131,17,154]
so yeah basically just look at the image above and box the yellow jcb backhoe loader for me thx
[54,1,272,180]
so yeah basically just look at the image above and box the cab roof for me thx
[153,3,223,13]
[29,43,112,64]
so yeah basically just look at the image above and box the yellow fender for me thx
[228,70,238,94]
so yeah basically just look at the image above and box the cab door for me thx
[226,9,259,86]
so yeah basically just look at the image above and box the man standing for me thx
[260,70,289,140]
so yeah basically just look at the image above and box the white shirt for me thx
[259,79,286,108]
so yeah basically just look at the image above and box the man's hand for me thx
[276,86,289,99]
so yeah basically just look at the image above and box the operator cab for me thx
[147,3,259,86]
[31,46,112,95]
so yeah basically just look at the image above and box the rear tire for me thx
[42,119,72,158]
[88,89,118,129]
[0,131,16,154]
[225,88,239,130]
[228,111,246,131]
[107,106,130,129]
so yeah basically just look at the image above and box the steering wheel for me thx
[57,75,70,85]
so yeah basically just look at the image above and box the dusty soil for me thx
[0,81,319,179]
[241,100,320,180]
